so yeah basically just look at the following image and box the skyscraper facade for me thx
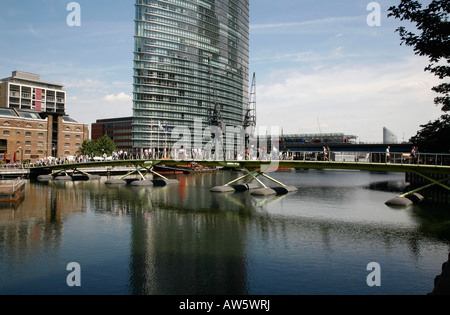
[132,0,250,152]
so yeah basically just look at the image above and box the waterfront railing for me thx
[1,150,450,170]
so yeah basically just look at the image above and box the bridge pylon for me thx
[105,161,179,186]
[386,171,450,206]
[211,165,298,196]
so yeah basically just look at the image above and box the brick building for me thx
[91,117,132,151]
[0,71,89,163]
[0,108,88,163]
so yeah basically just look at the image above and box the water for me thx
[0,169,449,295]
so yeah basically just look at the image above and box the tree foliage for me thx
[388,0,450,111]
[95,135,117,155]
[77,135,117,156]
[388,1,450,153]
[78,139,96,156]
[409,114,450,153]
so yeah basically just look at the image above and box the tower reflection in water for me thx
[1,171,449,295]
[90,173,253,295]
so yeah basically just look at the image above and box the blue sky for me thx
[0,0,443,142]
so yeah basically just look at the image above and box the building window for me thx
[38,133,44,138]
[38,142,43,147]
[3,130,10,136]
[25,141,31,146]
[65,143,70,147]
[25,132,31,137]
[3,121,10,126]
[26,123,32,128]
[38,124,44,129]
[65,135,71,140]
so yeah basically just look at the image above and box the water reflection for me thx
[0,171,449,294]
[127,208,249,295]
[411,203,450,241]
[0,180,88,291]
[93,174,254,294]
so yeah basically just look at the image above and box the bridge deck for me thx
[14,157,450,204]
[30,159,450,176]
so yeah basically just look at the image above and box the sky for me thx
[0,0,444,143]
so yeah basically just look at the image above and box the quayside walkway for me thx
[27,151,450,206]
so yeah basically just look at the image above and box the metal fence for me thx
[1,150,449,168]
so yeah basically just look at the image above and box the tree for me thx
[77,136,117,156]
[410,114,450,153]
[388,1,450,152]
[78,139,96,156]
[95,135,117,156]
[388,0,450,112]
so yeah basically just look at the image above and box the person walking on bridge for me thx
[411,146,418,164]
[323,146,328,161]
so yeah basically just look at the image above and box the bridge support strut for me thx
[37,167,100,181]
[211,167,298,196]
[386,171,450,207]
[106,164,179,186]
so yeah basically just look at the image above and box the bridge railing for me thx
[283,151,450,166]
[5,150,450,169]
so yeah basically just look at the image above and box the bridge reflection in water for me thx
[1,171,449,294]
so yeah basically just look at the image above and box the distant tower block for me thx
[383,127,398,144]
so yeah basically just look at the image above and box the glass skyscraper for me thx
[132,0,250,153]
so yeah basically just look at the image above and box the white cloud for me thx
[102,92,132,102]
[250,16,362,31]
[255,56,443,142]
[64,78,104,89]
[29,24,45,38]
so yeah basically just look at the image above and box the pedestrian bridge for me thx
[29,152,450,206]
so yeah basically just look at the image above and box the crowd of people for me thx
[1,145,447,169]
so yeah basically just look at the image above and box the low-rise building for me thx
[0,71,89,164]
[0,71,66,114]
[91,117,132,151]
[0,108,88,164]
